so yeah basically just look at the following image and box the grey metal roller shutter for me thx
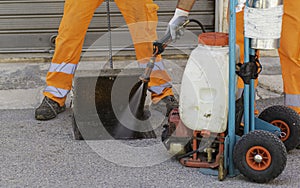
[0,0,215,55]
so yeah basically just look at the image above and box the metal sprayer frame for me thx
[227,0,261,176]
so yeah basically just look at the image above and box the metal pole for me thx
[243,1,256,133]
[243,0,250,135]
[106,0,113,69]
[250,49,256,131]
[228,0,237,176]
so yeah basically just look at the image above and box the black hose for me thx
[176,138,214,160]
[176,149,199,160]
[188,19,206,33]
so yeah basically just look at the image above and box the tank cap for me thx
[198,32,229,46]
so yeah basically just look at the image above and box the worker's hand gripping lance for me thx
[139,20,190,83]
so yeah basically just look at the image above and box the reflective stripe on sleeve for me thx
[48,62,77,75]
[44,86,69,98]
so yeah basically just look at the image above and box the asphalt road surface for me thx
[0,96,299,188]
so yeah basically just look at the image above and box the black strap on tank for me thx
[236,54,262,84]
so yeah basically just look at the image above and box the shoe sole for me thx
[35,107,66,121]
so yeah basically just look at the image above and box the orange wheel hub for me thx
[271,120,290,142]
[246,146,271,171]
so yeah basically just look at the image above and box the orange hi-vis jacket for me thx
[44,0,174,107]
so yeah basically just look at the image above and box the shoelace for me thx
[44,98,58,116]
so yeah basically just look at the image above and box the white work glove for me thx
[166,8,189,41]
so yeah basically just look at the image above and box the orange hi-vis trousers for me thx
[44,0,174,107]
[278,0,300,113]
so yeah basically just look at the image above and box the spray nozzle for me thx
[139,57,155,83]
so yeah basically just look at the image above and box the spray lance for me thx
[139,20,191,83]
[130,20,190,120]
[133,19,204,120]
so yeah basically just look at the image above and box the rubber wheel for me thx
[233,130,287,183]
[258,105,300,151]
[72,114,83,140]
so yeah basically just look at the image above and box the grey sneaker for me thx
[35,97,66,120]
[152,95,179,117]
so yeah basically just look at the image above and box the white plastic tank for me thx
[179,32,238,133]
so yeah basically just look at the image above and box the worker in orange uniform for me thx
[234,1,300,148]
[277,1,300,149]
[278,1,300,115]
[235,0,300,149]
[235,1,300,115]
[35,0,178,120]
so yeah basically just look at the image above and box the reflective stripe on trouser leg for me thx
[279,0,300,113]
[236,88,244,99]
[44,0,102,106]
[48,62,77,75]
[116,0,174,103]
[138,61,174,103]
[148,82,173,94]
[44,86,69,99]
[44,62,78,106]
[284,94,300,106]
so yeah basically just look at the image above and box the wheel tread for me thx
[259,105,300,151]
[233,130,287,183]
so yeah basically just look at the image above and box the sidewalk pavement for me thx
[0,56,283,109]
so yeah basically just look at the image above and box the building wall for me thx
[0,0,215,55]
